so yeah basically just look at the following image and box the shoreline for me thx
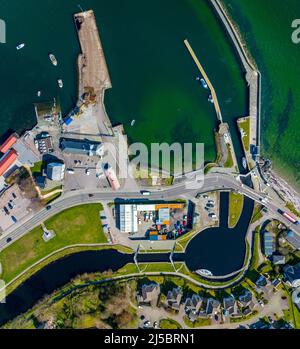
[217,0,300,203]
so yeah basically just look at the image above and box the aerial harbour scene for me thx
[1,0,300,335]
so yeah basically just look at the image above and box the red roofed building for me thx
[0,149,18,176]
[0,133,18,154]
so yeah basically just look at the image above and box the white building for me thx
[119,204,138,233]
[46,162,65,181]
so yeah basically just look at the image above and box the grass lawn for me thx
[238,118,250,152]
[228,192,244,228]
[183,316,211,328]
[0,204,107,283]
[249,231,260,271]
[31,161,44,177]
[251,204,263,223]
[224,144,234,168]
[283,287,300,329]
[160,318,182,329]
[286,202,300,218]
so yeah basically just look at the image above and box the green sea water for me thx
[0,0,247,163]
[223,0,300,188]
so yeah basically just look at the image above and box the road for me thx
[1,173,299,251]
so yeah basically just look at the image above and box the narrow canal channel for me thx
[0,192,254,325]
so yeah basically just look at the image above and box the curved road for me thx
[1,173,299,251]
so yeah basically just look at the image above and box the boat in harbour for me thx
[16,43,25,50]
[37,91,41,97]
[196,269,213,277]
[208,94,214,104]
[130,119,136,126]
[200,78,208,89]
[58,79,63,88]
[49,53,58,66]
[242,157,247,169]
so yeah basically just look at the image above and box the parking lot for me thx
[196,191,220,229]
[57,152,109,191]
[0,184,32,234]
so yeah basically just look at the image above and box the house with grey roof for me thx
[256,274,268,288]
[238,290,254,308]
[223,295,239,317]
[184,294,204,321]
[286,230,300,250]
[272,254,286,265]
[137,283,160,306]
[167,287,183,310]
[205,298,221,317]
[283,262,300,288]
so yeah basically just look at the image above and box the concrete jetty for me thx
[210,0,261,160]
[74,10,112,103]
[184,39,223,122]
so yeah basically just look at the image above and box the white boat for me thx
[130,119,136,126]
[37,91,41,97]
[196,269,213,277]
[200,78,208,89]
[208,94,214,104]
[49,53,58,66]
[58,79,63,88]
[16,43,25,50]
[242,157,247,169]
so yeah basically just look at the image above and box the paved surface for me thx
[1,172,300,252]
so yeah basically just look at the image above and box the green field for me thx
[228,192,244,228]
[224,144,234,168]
[0,204,107,283]
[238,118,250,152]
[159,318,182,329]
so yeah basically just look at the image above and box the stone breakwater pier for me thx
[210,0,261,161]
[74,10,112,105]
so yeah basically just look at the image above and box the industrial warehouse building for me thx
[119,204,138,233]
[60,138,104,157]
[46,162,65,181]
[118,203,184,234]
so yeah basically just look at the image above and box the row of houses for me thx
[136,283,258,322]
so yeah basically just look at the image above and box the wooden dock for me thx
[184,39,223,122]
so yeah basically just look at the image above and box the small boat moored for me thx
[130,119,136,126]
[16,43,25,50]
[58,79,63,88]
[49,53,58,66]
[200,78,208,89]
[196,269,213,277]
[208,94,214,104]
[242,157,247,169]
[37,91,41,97]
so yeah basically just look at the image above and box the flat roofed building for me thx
[60,138,104,157]
[47,162,65,181]
[136,204,156,212]
[158,208,170,225]
[119,204,138,233]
